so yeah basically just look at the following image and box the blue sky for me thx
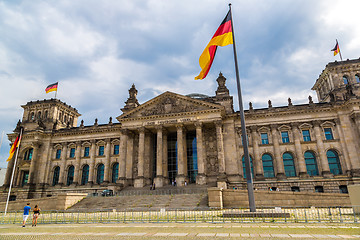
[1,0,360,168]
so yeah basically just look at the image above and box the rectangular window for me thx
[281,131,289,143]
[241,135,249,144]
[98,146,104,156]
[324,128,334,140]
[114,144,119,155]
[56,149,61,159]
[302,130,311,141]
[261,133,269,144]
[84,147,90,157]
[69,148,75,158]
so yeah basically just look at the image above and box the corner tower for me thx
[21,98,81,131]
[312,58,360,102]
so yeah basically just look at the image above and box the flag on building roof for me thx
[331,40,340,56]
[45,82,58,93]
[195,10,233,80]
[7,135,21,162]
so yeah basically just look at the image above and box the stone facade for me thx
[2,59,360,200]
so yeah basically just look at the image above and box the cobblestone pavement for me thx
[0,223,359,239]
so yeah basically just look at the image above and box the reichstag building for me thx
[3,58,360,199]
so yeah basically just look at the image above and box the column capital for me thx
[176,124,184,130]
[194,122,203,128]
[90,139,96,144]
[155,125,163,131]
[121,128,129,135]
[270,124,278,130]
[312,120,321,127]
[76,141,82,146]
[291,122,300,129]
[250,126,258,132]
[334,118,341,125]
[33,141,41,148]
[214,120,223,127]
[105,138,111,143]
[61,142,68,148]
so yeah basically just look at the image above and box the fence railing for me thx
[1,206,359,224]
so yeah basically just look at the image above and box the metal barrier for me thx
[1,206,359,224]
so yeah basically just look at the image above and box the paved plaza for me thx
[0,223,359,239]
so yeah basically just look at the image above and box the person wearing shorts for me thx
[22,203,31,227]
[32,205,41,227]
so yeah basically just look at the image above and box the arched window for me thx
[283,152,296,177]
[96,164,105,184]
[44,111,48,119]
[31,112,35,120]
[242,156,254,179]
[343,76,349,85]
[327,150,342,175]
[112,163,119,183]
[52,166,60,186]
[66,165,74,186]
[262,154,275,178]
[64,115,67,123]
[356,74,360,83]
[304,151,319,176]
[59,113,62,122]
[24,148,33,161]
[81,164,89,185]
[37,111,41,119]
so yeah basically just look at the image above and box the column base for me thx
[321,171,333,178]
[351,168,360,177]
[176,175,188,186]
[217,181,227,189]
[226,174,241,183]
[154,176,164,188]
[299,172,309,178]
[196,174,207,185]
[134,177,145,188]
[255,174,265,180]
[118,178,127,187]
[276,173,287,180]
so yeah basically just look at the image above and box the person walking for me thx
[22,203,31,227]
[32,205,41,227]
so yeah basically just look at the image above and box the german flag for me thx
[45,82,58,93]
[195,10,233,80]
[7,135,21,162]
[331,40,340,56]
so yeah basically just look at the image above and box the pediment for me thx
[118,91,223,120]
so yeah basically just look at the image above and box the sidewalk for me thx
[0,223,359,239]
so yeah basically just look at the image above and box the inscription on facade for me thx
[145,117,195,126]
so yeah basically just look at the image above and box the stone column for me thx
[250,126,263,179]
[271,125,286,179]
[215,121,227,188]
[313,121,331,177]
[176,124,187,186]
[338,115,360,176]
[334,119,351,175]
[195,122,206,185]
[58,142,68,185]
[126,132,134,184]
[119,129,128,186]
[154,126,164,187]
[88,140,96,185]
[134,128,145,188]
[28,142,40,185]
[73,141,82,185]
[104,138,111,183]
[162,131,168,181]
[291,124,307,177]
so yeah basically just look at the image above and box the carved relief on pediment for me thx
[140,97,210,117]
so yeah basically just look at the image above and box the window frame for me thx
[281,131,289,143]
[114,144,119,155]
[69,148,76,158]
[324,128,334,140]
[98,146,105,156]
[55,149,62,159]
[261,133,269,144]
[302,130,311,142]
[84,146,90,157]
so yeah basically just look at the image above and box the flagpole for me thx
[228,3,256,212]
[55,87,58,99]
[336,39,343,61]
[4,128,23,215]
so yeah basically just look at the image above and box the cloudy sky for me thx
[0,0,359,168]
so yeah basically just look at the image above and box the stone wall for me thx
[348,184,360,213]
[208,187,351,208]
[0,193,87,211]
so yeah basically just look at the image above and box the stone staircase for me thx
[68,185,209,211]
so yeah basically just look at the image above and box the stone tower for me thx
[312,58,360,102]
[21,99,81,131]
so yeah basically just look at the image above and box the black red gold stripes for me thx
[195,10,233,80]
[45,82,58,93]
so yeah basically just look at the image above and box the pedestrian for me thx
[152,182,156,190]
[32,204,41,227]
[184,181,187,186]
[174,179,176,186]
[22,203,31,227]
